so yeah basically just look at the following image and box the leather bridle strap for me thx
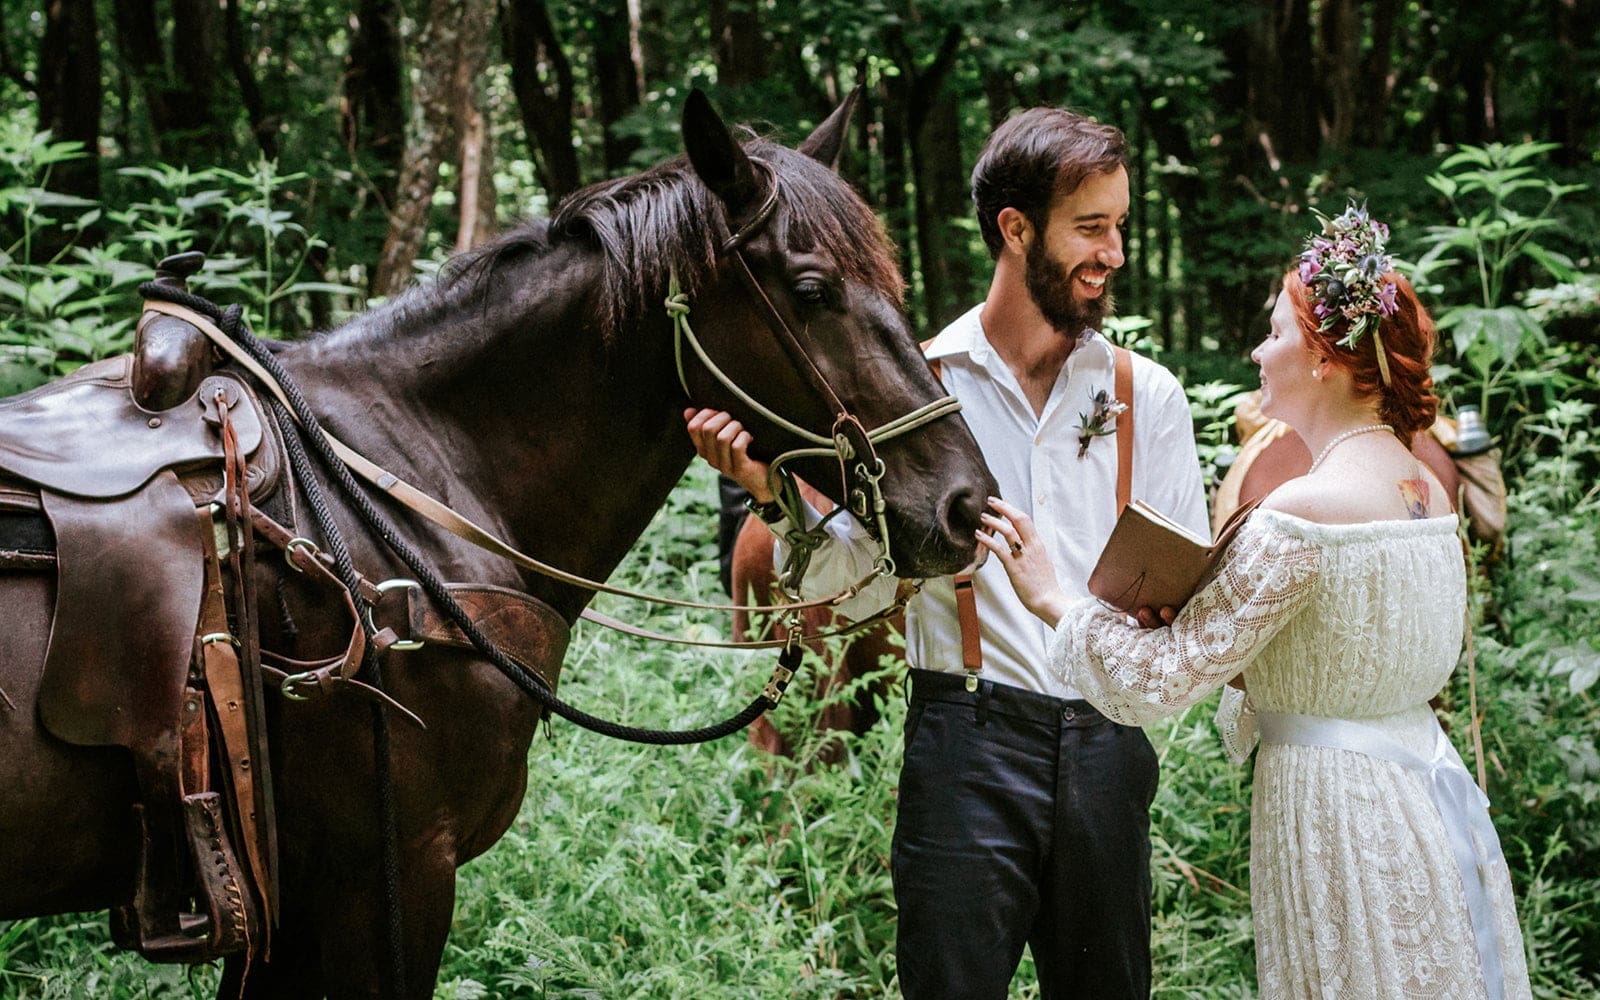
[140,299,882,622]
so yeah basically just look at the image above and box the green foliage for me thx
[0,116,361,396]
[1410,142,1591,433]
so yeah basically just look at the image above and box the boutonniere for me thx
[1077,387,1127,458]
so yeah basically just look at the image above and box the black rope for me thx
[269,394,407,998]
[141,284,790,745]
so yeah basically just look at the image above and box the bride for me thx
[981,205,1531,999]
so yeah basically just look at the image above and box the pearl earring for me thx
[1311,367,1321,379]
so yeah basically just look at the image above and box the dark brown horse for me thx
[0,92,995,997]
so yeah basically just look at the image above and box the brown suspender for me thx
[1113,345,1134,516]
[928,345,1136,685]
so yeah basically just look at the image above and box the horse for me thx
[0,90,997,997]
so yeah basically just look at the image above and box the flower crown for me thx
[1297,202,1399,385]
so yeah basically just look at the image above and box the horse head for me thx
[672,90,996,579]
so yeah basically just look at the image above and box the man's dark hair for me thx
[972,108,1128,258]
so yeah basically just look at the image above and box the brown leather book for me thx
[1087,498,1260,614]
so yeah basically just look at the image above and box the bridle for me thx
[671,160,962,589]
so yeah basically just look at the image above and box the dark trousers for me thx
[892,669,1158,1000]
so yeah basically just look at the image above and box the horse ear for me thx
[797,87,861,170]
[683,89,759,214]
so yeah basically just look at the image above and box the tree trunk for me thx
[38,0,101,204]
[1316,0,1360,150]
[1551,0,1600,165]
[224,0,275,158]
[709,0,764,88]
[109,0,176,157]
[169,0,230,154]
[878,64,915,291]
[637,0,668,83]
[1353,0,1398,147]
[455,104,496,251]
[887,21,967,333]
[343,0,405,212]
[502,0,580,203]
[591,0,641,173]
[1247,0,1318,164]
[372,0,492,297]
[911,86,972,331]
[454,0,496,252]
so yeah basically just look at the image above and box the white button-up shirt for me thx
[778,304,1209,696]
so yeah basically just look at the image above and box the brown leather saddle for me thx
[0,323,284,962]
[0,256,571,969]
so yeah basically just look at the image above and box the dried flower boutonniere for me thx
[1077,388,1128,458]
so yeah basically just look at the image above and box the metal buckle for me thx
[279,671,318,701]
[365,578,425,651]
[283,536,320,570]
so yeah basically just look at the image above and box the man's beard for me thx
[1025,240,1114,336]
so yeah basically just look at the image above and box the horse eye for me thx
[793,279,831,306]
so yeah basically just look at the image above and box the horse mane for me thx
[549,140,904,342]
[331,139,902,350]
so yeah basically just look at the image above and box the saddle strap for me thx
[244,505,567,711]
[195,504,275,950]
[217,393,281,924]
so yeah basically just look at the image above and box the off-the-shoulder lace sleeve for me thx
[1047,517,1321,727]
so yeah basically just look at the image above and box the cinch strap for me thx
[1257,712,1506,1000]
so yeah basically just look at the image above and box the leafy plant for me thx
[1409,142,1589,434]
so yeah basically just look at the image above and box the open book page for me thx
[1129,499,1212,548]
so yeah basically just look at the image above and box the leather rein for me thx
[139,164,960,651]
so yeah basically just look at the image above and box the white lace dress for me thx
[1050,509,1530,999]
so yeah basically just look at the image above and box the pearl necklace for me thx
[1308,423,1393,473]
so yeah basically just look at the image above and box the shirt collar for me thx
[924,304,1111,369]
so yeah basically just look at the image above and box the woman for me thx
[980,205,1530,999]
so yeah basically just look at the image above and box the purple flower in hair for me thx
[1298,201,1403,348]
[1378,280,1399,315]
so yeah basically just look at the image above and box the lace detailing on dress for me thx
[1050,508,1531,999]
[1216,685,1258,764]
[1049,515,1322,726]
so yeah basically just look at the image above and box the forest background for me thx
[1,0,1599,996]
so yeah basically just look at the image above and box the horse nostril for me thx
[941,487,985,542]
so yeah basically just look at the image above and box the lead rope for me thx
[145,287,799,746]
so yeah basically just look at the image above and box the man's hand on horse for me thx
[683,408,774,502]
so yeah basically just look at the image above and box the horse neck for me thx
[283,243,695,622]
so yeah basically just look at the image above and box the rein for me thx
[142,297,887,647]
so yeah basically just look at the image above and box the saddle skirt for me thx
[0,355,282,750]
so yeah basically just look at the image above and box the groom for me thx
[687,107,1206,998]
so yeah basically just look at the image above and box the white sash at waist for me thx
[1257,712,1505,1000]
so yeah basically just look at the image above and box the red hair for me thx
[1283,269,1439,441]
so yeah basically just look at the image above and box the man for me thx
[686,108,1207,998]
